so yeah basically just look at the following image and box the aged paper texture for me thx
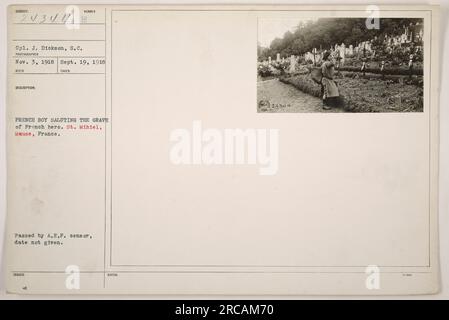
[5,4,440,294]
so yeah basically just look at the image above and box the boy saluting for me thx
[320,51,340,110]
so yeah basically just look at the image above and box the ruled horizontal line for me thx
[14,23,105,25]
[12,39,105,41]
[13,56,106,58]
[12,270,432,274]
[14,73,105,75]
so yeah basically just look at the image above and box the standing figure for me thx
[320,51,340,110]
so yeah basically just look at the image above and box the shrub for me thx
[258,64,273,77]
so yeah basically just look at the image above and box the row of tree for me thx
[258,18,423,61]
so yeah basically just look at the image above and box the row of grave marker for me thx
[262,24,423,71]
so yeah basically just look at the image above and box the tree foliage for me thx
[258,18,422,61]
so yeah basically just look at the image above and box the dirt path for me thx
[257,79,344,113]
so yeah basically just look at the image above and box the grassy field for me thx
[280,73,423,112]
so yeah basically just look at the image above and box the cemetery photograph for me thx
[257,18,424,113]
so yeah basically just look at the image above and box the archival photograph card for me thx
[5,4,440,295]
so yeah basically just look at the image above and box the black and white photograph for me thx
[257,18,424,113]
